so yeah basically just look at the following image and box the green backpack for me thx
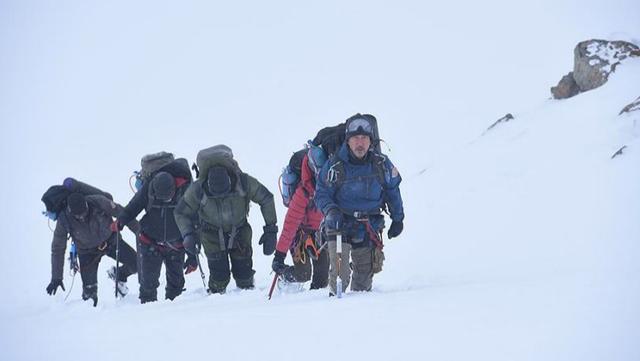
[194,144,241,179]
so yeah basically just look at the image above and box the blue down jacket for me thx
[315,143,404,243]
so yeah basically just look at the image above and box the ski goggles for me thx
[345,117,373,136]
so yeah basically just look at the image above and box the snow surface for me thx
[1,1,639,360]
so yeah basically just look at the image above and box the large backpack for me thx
[278,141,330,208]
[131,151,176,191]
[140,151,175,179]
[41,178,113,220]
[278,148,307,207]
[312,123,346,157]
[194,144,241,180]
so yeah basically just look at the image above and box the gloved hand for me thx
[388,220,403,239]
[46,279,65,295]
[183,234,200,255]
[259,225,278,255]
[271,250,288,274]
[324,208,342,234]
[110,220,124,232]
[183,253,198,274]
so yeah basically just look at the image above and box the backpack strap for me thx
[371,153,388,185]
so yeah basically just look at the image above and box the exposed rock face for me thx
[551,72,580,99]
[551,39,639,99]
[573,40,640,92]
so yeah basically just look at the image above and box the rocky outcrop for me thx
[483,113,514,135]
[551,72,580,99]
[619,96,640,115]
[551,39,639,99]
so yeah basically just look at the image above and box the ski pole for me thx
[195,250,208,293]
[336,233,343,299]
[267,272,278,300]
[114,231,120,299]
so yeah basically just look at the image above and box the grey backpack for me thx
[140,151,175,180]
[195,145,241,179]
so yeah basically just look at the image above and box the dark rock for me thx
[611,145,627,159]
[573,39,640,92]
[619,96,640,115]
[550,39,639,99]
[484,113,514,134]
[551,72,581,99]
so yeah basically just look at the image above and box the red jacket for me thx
[276,154,323,253]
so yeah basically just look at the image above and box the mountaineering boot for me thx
[208,278,229,295]
[276,266,305,293]
[278,265,296,283]
[82,284,98,307]
[107,266,129,297]
[235,276,255,290]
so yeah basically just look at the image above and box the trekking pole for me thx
[336,233,343,299]
[114,231,120,299]
[267,272,279,300]
[194,247,208,293]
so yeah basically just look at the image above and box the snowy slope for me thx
[1,1,639,360]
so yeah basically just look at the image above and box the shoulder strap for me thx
[239,173,250,213]
[371,153,387,185]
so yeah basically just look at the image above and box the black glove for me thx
[324,208,342,234]
[259,225,278,256]
[183,234,200,255]
[388,220,403,239]
[184,253,198,274]
[272,250,288,274]
[46,279,65,295]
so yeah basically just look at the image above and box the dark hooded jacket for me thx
[51,195,139,280]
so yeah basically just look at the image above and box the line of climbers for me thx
[42,113,404,306]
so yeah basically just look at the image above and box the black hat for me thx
[66,193,88,217]
[207,166,231,195]
[151,172,176,202]
[345,114,375,140]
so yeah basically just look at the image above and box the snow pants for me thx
[328,240,376,294]
[78,232,138,294]
[137,240,185,303]
[291,247,329,289]
[202,224,255,293]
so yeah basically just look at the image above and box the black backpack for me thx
[312,123,346,157]
[42,178,113,220]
